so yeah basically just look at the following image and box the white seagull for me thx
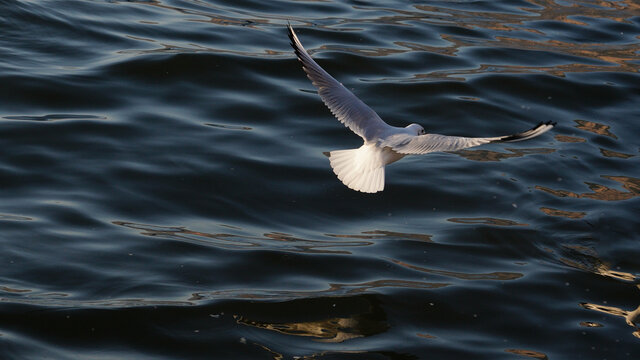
[288,25,556,193]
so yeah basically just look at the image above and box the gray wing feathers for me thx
[388,134,493,154]
[390,121,556,155]
[288,25,390,141]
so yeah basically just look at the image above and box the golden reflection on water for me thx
[414,0,640,76]
[575,120,617,138]
[504,348,548,359]
[555,135,585,143]
[536,175,640,201]
[600,148,635,159]
[0,286,31,293]
[387,1,640,81]
[118,0,640,78]
[453,148,555,162]
[580,302,640,338]
[539,207,586,219]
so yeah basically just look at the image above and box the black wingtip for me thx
[287,23,295,44]
[287,24,306,65]
[495,120,556,143]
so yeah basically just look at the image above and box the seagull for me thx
[288,25,556,193]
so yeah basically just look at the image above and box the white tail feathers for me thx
[327,145,390,193]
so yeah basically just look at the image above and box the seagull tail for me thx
[326,146,386,193]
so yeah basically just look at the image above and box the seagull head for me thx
[406,123,426,135]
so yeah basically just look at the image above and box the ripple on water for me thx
[1,0,639,359]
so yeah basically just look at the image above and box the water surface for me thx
[1,0,639,359]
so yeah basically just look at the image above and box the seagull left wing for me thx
[386,121,556,154]
[288,25,392,142]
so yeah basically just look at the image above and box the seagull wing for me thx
[385,121,556,154]
[288,25,392,141]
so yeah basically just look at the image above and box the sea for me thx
[1,0,639,359]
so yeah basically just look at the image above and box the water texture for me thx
[1,0,639,359]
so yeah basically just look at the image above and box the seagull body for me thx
[288,25,555,193]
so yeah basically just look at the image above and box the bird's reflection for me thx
[233,295,389,343]
[235,314,387,343]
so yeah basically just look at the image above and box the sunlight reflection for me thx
[0,286,31,293]
[409,0,640,77]
[580,302,640,338]
[453,148,555,162]
[575,120,617,138]
[119,0,640,78]
[554,135,585,143]
[600,148,634,159]
[536,176,640,201]
[505,348,549,359]
[539,207,586,219]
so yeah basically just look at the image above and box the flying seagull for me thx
[288,25,555,193]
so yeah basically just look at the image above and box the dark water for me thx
[1,0,639,358]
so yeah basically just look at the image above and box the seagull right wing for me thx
[385,121,556,154]
[288,25,392,141]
